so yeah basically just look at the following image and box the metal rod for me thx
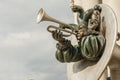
[107,66,112,80]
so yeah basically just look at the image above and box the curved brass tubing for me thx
[47,25,76,37]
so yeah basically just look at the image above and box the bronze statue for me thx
[51,5,106,62]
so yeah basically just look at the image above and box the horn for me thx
[47,25,76,37]
[37,8,74,30]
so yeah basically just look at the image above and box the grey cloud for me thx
[0,0,73,80]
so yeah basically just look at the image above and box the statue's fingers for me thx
[55,30,59,40]
[57,31,60,40]
[59,31,62,37]
[57,31,61,41]
[52,30,55,38]
[55,30,59,39]
[53,30,58,40]
[52,32,56,40]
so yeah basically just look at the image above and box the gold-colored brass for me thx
[47,25,76,37]
[37,8,76,37]
[37,8,72,28]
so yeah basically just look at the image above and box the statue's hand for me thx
[52,30,66,43]
[76,27,88,40]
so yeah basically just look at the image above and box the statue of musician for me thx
[51,5,106,62]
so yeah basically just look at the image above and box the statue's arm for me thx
[55,40,82,63]
[52,29,82,63]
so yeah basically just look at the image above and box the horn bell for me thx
[37,8,45,23]
[36,8,74,30]
[37,8,58,23]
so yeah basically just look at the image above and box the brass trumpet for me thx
[47,25,76,37]
[37,8,76,37]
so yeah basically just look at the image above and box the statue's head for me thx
[88,19,98,30]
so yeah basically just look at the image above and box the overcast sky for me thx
[0,0,74,80]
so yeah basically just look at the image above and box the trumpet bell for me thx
[37,8,44,23]
[36,8,74,30]
[37,8,58,24]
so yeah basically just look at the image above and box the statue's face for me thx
[88,19,98,30]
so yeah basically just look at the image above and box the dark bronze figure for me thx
[51,5,106,62]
